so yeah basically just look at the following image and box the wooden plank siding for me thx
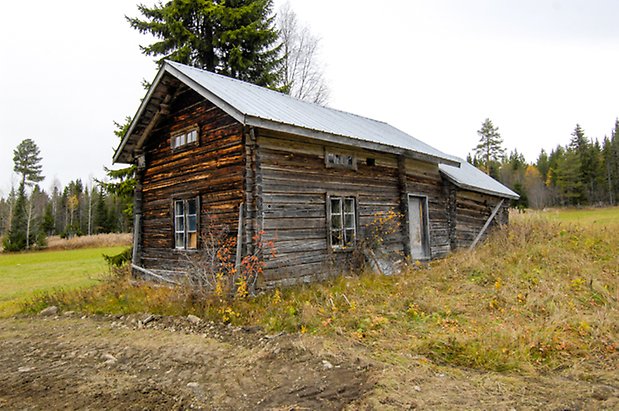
[255,130,451,287]
[131,89,510,285]
[448,186,510,249]
[138,88,244,273]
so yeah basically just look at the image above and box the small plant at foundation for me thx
[184,224,275,301]
[352,209,403,271]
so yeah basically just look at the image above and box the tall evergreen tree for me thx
[536,149,550,183]
[13,139,44,187]
[556,149,583,205]
[99,118,136,219]
[4,139,45,250]
[3,183,28,251]
[127,0,281,88]
[474,118,505,176]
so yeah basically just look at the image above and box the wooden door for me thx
[408,195,429,259]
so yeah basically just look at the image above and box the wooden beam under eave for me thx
[134,97,172,156]
[468,199,504,251]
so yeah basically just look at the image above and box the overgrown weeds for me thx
[23,213,618,373]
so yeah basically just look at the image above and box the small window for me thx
[325,149,356,170]
[329,196,357,249]
[171,126,199,149]
[174,197,198,249]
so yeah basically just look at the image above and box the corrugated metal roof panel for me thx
[439,158,520,200]
[166,60,453,162]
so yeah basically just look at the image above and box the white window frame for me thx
[171,125,200,150]
[328,195,357,250]
[173,197,198,250]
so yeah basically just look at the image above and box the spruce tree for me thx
[127,0,281,88]
[556,149,583,205]
[3,183,28,251]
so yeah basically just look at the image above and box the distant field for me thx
[0,246,127,317]
[529,206,619,225]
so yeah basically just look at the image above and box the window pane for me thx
[344,229,355,246]
[327,153,335,164]
[187,215,197,231]
[175,200,184,216]
[187,198,197,215]
[175,233,185,248]
[344,213,354,229]
[187,232,197,249]
[330,198,341,214]
[180,133,186,146]
[175,136,181,148]
[331,230,342,246]
[344,198,354,213]
[331,214,342,230]
[175,216,184,231]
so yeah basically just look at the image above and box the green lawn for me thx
[0,246,126,317]
[534,206,619,225]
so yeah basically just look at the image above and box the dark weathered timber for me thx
[129,84,513,287]
[255,131,457,285]
[139,87,244,270]
[398,156,412,257]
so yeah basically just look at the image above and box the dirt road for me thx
[1,314,617,410]
[0,314,370,410]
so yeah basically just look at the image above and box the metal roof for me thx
[115,61,517,199]
[162,60,457,165]
[439,158,520,200]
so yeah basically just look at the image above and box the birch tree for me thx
[277,2,329,104]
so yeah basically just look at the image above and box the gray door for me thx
[408,196,429,259]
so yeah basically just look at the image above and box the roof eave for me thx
[440,171,520,200]
[113,66,169,164]
[245,115,460,166]
[113,61,247,165]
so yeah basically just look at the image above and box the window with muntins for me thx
[171,127,199,150]
[174,198,198,249]
[329,196,356,249]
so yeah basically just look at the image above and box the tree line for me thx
[470,118,619,209]
[3,1,327,252]
[1,139,131,251]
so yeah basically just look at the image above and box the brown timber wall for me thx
[256,131,448,287]
[139,88,244,272]
[450,188,509,249]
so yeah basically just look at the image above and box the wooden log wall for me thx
[139,87,244,272]
[449,187,509,249]
[255,130,450,287]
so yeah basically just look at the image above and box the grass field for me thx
[533,206,619,225]
[0,246,127,317]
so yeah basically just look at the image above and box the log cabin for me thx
[114,61,518,287]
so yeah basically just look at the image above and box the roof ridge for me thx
[165,60,391,126]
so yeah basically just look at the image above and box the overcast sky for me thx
[2,0,619,196]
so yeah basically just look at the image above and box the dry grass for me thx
[24,212,618,376]
[16,210,619,408]
[45,233,132,251]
